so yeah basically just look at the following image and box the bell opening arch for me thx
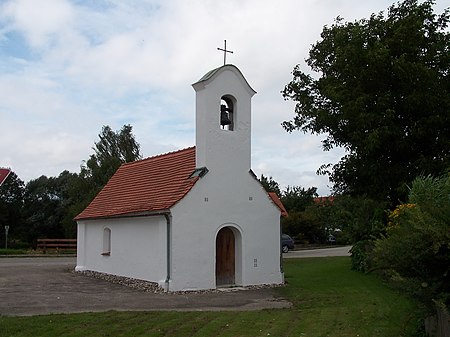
[220,95,236,131]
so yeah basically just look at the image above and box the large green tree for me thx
[282,0,450,204]
[0,172,24,247]
[82,124,142,193]
[22,175,67,243]
[281,186,318,213]
[65,125,142,234]
[280,185,321,242]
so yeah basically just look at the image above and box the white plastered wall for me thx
[169,172,283,292]
[165,65,283,291]
[193,66,255,175]
[76,216,167,285]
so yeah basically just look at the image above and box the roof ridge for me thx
[124,146,195,166]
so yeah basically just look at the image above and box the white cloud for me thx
[1,0,74,49]
[0,0,447,194]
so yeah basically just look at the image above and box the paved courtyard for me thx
[0,257,290,316]
[0,247,350,316]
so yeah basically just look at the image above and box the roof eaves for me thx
[196,66,222,83]
[76,209,172,222]
[268,192,288,217]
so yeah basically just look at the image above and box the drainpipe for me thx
[163,213,172,292]
[280,223,284,274]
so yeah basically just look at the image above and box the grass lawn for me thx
[0,257,423,337]
[0,249,27,255]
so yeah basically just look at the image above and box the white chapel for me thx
[75,64,287,292]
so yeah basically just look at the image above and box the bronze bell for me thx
[220,104,232,126]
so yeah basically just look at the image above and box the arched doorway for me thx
[216,227,235,286]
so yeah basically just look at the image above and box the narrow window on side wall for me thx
[102,227,111,256]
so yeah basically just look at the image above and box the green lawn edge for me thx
[0,257,424,337]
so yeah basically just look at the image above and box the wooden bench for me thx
[37,239,77,254]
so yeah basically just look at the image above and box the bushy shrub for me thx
[350,240,375,272]
[372,175,450,308]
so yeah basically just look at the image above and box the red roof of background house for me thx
[0,168,11,186]
[268,192,288,217]
[313,196,335,205]
[75,147,198,220]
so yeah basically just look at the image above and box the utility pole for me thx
[5,226,9,249]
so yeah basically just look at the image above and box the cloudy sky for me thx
[0,0,447,195]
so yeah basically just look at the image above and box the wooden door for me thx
[216,227,235,286]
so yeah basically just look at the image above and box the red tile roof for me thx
[75,147,198,220]
[268,192,288,217]
[75,146,288,221]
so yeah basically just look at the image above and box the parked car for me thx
[281,234,295,253]
[327,234,336,244]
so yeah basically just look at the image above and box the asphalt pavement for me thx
[283,245,352,258]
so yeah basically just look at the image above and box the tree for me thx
[259,174,281,195]
[280,185,321,242]
[19,171,81,243]
[282,0,450,204]
[82,124,142,192]
[0,172,24,247]
[282,205,327,243]
[281,186,318,213]
[329,195,387,243]
[22,175,66,243]
[58,171,84,238]
[66,124,142,230]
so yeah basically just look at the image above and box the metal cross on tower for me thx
[217,40,233,65]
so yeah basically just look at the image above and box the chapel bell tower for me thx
[192,65,256,175]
